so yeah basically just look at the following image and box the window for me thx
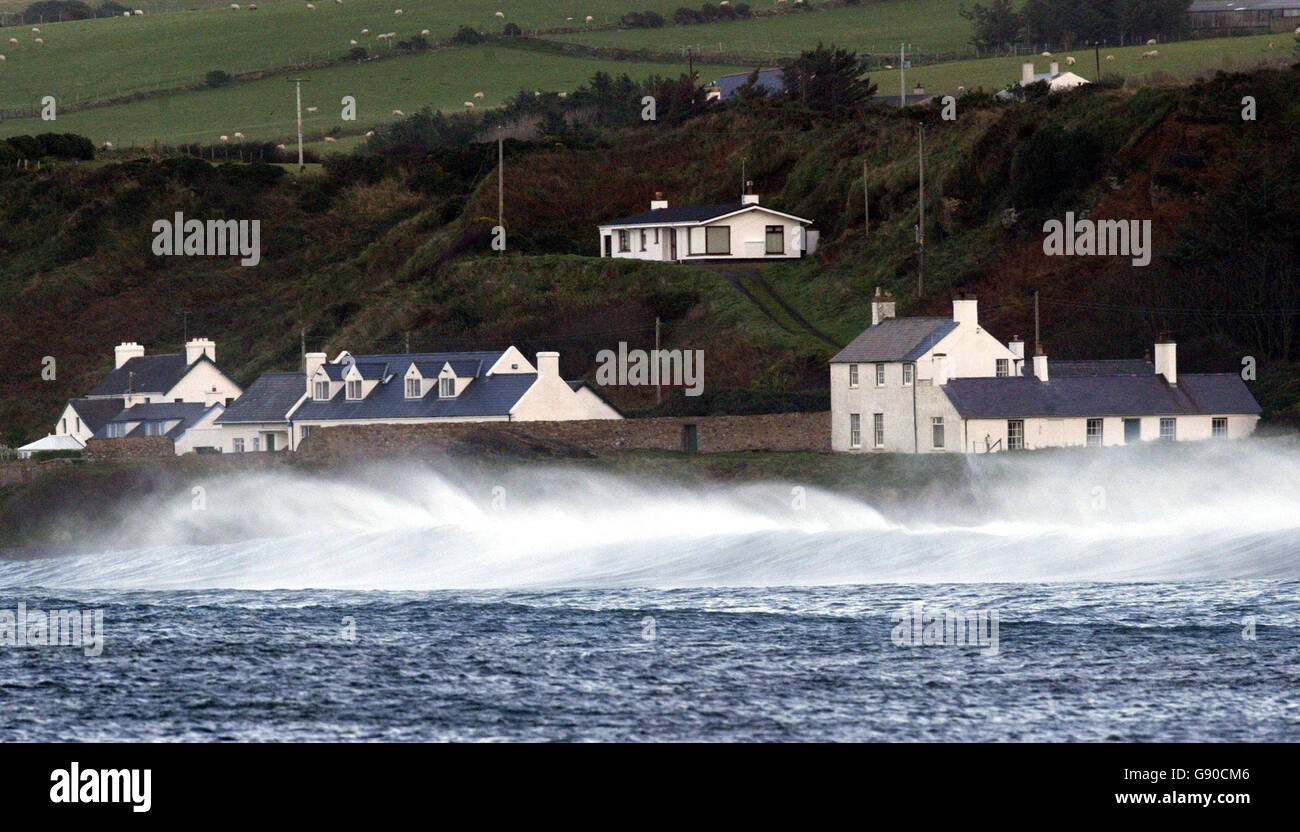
[996,358,1009,377]
[300,426,314,441]
[765,225,784,254]
[252,437,260,452]
[875,363,886,387]
[405,377,421,398]
[639,229,647,251]
[932,416,945,449]
[618,229,629,252]
[848,364,859,388]
[75,418,81,433]
[60,418,66,434]
[232,438,245,453]
[346,379,362,400]
[1008,419,1024,450]
[689,226,731,255]
[174,398,183,403]
[653,228,659,244]
[314,381,329,400]
[873,413,885,448]
[1212,417,1227,438]
[1086,418,1103,447]
[1160,417,1176,441]
[849,413,861,448]
[107,423,126,439]
[903,364,913,386]
[440,377,455,398]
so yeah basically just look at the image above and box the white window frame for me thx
[903,363,913,386]
[1211,417,1227,438]
[314,380,329,400]
[875,363,886,387]
[873,413,884,448]
[405,377,421,398]
[848,364,859,388]
[440,377,456,398]
[931,416,944,449]
[346,379,362,400]
[1086,418,1103,447]
[849,413,861,449]
[232,438,245,453]
[996,358,1009,377]
[618,229,629,252]
[1008,419,1024,450]
[1160,417,1176,441]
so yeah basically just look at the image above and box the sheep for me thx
[234,131,245,139]
[473,91,484,99]
[34,38,43,45]
[0,55,5,62]
[123,11,131,16]
[1140,50,1159,59]
[394,9,403,15]
[1268,42,1275,50]
[306,2,315,8]
[220,135,229,142]
[494,10,504,17]
[350,39,358,45]
[1295,26,1300,35]
[558,91,567,99]
[392,109,404,116]
[104,142,113,149]
[585,15,593,23]
[956,85,966,93]
[1146,38,1157,46]
[276,143,287,150]
[31,27,39,33]
[420,28,430,35]
[134,9,143,14]
[306,106,319,113]
[323,136,336,142]
[249,2,257,8]
[1106,54,1115,62]
[1065,56,1075,66]
[365,130,375,137]
[230,2,239,7]
[463,101,475,108]
[1041,51,1051,57]
[361,28,369,34]
[7,38,16,45]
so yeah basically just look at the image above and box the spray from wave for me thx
[2,439,1299,589]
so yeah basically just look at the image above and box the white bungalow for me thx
[597,189,818,262]
[830,290,1260,453]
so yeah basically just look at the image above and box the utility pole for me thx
[182,310,190,343]
[289,78,309,172]
[899,43,905,107]
[1034,289,1041,354]
[654,316,661,405]
[1094,41,1101,81]
[497,124,504,254]
[300,326,306,371]
[917,124,925,297]
[862,158,869,242]
[405,332,410,354]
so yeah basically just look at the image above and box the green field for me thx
[0,45,745,146]
[552,0,978,61]
[0,0,691,106]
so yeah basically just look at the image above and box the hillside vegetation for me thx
[0,65,1298,445]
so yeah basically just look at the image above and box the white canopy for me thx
[16,434,84,458]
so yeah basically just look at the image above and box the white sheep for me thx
[392,109,404,115]
[104,142,113,149]
[234,131,245,139]
[495,10,504,17]
[276,143,287,150]
[361,28,369,34]
[0,55,5,62]
[1295,26,1300,35]
[1268,42,1275,50]
[34,37,43,45]
[1065,56,1075,66]
[365,130,375,137]
[584,15,593,23]
[249,2,257,8]
[956,85,966,93]
[230,2,239,7]
[464,101,475,108]
[1106,54,1115,62]
[473,91,484,99]
[1140,50,1159,59]
[1041,51,1051,57]
[134,9,143,14]
[123,11,131,16]
[7,38,16,45]
[323,136,336,142]
[306,106,319,113]
[394,9,403,15]
[420,28,430,35]
[306,2,315,8]
[31,27,39,33]
[220,135,229,142]
[350,39,358,45]
[1146,38,1157,46]
[558,91,567,99]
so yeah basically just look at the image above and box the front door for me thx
[1123,418,1141,443]
[603,235,611,257]
[266,433,276,452]
[668,228,677,260]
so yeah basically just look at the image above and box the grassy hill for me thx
[1,65,1298,446]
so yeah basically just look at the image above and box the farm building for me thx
[1186,0,1300,33]
[830,291,1260,453]
[704,68,785,101]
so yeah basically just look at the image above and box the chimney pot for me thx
[536,351,560,379]
[871,287,896,326]
[1022,61,1034,85]
[186,337,216,366]
[114,341,145,369]
[1154,337,1177,385]
[1033,352,1049,382]
[952,296,978,328]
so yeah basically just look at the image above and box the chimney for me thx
[1022,61,1034,85]
[305,352,327,392]
[186,337,215,365]
[1033,351,1049,382]
[952,294,978,328]
[536,351,560,379]
[115,341,145,369]
[650,191,668,210]
[741,180,759,205]
[871,286,896,326]
[933,353,950,386]
[1050,61,1059,77]
[1154,334,1177,385]
[913,82,925,96]
[1008,337,1025,359]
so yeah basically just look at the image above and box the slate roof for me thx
[216,372,304,424]
[600,203,811,228]
[293,351,535,421]
[96,402,220,439]
[830,318,958,363]
[1188,0,1300,10]
[944,374,1260,419]
[88,354,199,396]
[65,397,126,434]
[708,68,785,99]
[1020,359,1154,377]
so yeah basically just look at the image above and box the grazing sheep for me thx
[234,132,245,139]
[394,9,403,15]
[220,135,229,142]
[956,85,965,93]
[1041,51,1051,57]
[34,37,43,45]
[1140,50,1159,59]
[134,9,143,14]
[361,28,369,34]
[104,142,113,149]
[558,91,567,98]
[230,2,238,7]
[31,27,39,33]
[350,39,357,45]
[1146,38,1157,46]
[1268,42,1275,49]
[1106,54,1115,62]
[123,11,131,16]
[365,130,375,137]
[276,143,286,150]
[1295,26,1300,35]
[464,101,475,108]
[392,109,404,116]
[7,38,16,45]
[1065,56,1075,66]
[306,106,319,113]
[473,91,484,99]
[420,28,430,35]
[585,15,593,23]
[0,55,5,62]
[495,10,504,17]
[306,2,315,8]
[324,136,336,143]
[249,3,257,8]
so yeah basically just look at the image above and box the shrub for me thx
[205,70,233,88]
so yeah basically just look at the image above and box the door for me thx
[266,433,276,452]
[602,235,611,257]
[668,228,677,261]
[1123,418,1141,444]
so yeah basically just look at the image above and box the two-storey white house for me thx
[830,290,1261,453]
[596,190,818,262]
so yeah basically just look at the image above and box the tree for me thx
[960,0,1021,53]
[780,44,877,113]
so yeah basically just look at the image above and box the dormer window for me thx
[314,381,329,400]
[346,379,362,400]
[405,377,421,398]
[440,377,455,398]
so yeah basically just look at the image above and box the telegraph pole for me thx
[1034,289,1041,354]
[862,158,869,242]
[497,125,504,254]
[899,43,905,107]
[917,124,925,297]
[289,78,309,172]
[654,316,662,405]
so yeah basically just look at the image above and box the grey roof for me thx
[709,68,784,99]
[830,317,958,363]
[65,397,126,433]
[354,362,389,380]
[601,203,812,228]
[292,350,534,421]
[96,401,218,439]
[1020,359,1154,377]
[87,353,203,396]
[944,373,1260,419]
[1188,0,1300,11]
[216,372,304,424]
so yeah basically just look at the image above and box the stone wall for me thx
[84,437,175,460]
[297,412,832,458]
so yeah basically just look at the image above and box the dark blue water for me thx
[2,583,1296,741]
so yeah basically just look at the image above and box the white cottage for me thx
[830,290,1260,453]
[597,190,817,262]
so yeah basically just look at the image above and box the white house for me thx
[214,371,306,453]
[43,338,242,455]
[830,290,1261,453]
[1015,61,1090,93]
[597,189,818,262]
[272,346,620,451]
